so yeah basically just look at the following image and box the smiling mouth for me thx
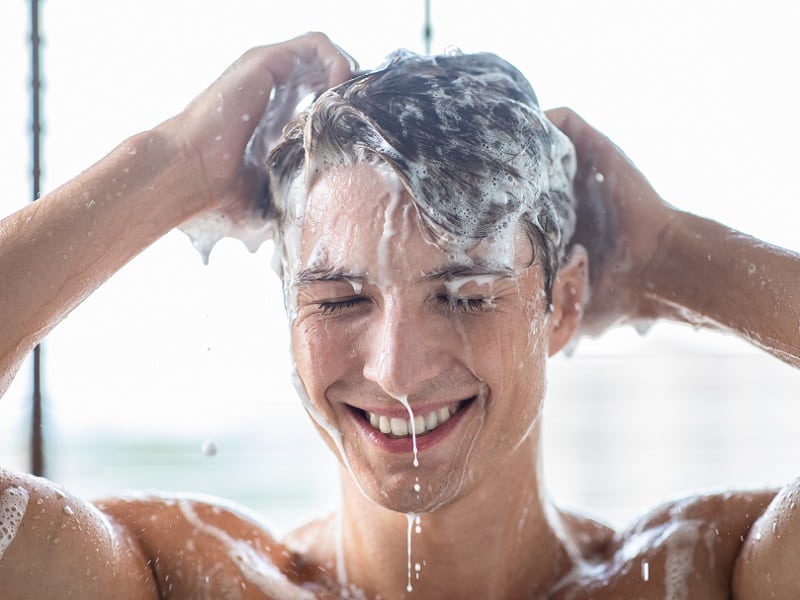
[359,398,474,439]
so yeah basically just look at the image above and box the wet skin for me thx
[0,162,792,599]
[288,163,554,515]
[0,462,781,599]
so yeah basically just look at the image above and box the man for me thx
[0,33,798,599]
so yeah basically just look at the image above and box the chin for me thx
[353,463,473,514]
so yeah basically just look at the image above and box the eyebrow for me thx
[422,264,515,282]
[293,264,514,286]
[293,268,368,286]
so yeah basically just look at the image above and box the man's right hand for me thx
[0,33,355,398]
[156,32,355,221]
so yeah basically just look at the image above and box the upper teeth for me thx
[367,406,456,438]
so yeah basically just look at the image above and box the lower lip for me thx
[348,398,475,454]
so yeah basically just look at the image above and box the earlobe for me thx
[548,244,589,357]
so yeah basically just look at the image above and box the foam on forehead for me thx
[268,49,577,293]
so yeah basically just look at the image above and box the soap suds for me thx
[405,512,416,592]
[178,499,314,600]
[0,486,29,560]
[180,59,333,263]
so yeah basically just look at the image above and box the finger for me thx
[546,106,624,176]
[545,106,575,130]
[265,32,355,89]
[330,43,359,87]
[546,106,602,150]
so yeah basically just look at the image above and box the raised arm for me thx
[0,33,354,398]
[548,107,800,367]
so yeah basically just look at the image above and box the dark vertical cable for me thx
[30,0,45,477]
[423,0,432,55]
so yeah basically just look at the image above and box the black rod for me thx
[30,0,45,477]
[423,0,432,55]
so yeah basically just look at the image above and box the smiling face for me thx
[286,163,562,513]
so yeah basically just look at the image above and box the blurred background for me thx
[1,0,799,533]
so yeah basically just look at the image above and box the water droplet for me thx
[202,441,218,457]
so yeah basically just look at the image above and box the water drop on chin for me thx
[202,441,218,457]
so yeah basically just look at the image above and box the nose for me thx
[362,298,447,398]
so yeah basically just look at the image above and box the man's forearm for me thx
[645,211,800,366]
[0,129,201,396]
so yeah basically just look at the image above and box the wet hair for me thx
[266,49,577,302]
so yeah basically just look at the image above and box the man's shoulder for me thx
[0,468,159,599]
[553,489,777,599]
[0,467,335,600]
[97,493,338,598]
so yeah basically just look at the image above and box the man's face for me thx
[287,163,552,513]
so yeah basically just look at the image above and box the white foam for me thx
[405,512,416,592]
[664,521,700,600]
[177,499,314,600]
[334,509,348,590]
[0,486,29,560]
[180,212,274,265]
[181,59,331,263]
[372,169,421,470]
[396,395,419,468]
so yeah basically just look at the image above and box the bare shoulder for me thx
[1,467,336,599]
[97,492,338,598]
[0,468,157,599]
[552,489,776,599]
[732,477,800,598]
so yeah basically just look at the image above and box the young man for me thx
[1,33,798,599]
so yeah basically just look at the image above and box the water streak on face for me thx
[286,163,552,514]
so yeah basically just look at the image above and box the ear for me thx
[547,244,589,357]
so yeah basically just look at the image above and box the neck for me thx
[336,427,574,599]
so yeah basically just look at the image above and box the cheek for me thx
[291,318,360,393]
[466,307,545,374]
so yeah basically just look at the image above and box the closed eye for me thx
[435,295,494,314]
[316,297,370,316]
